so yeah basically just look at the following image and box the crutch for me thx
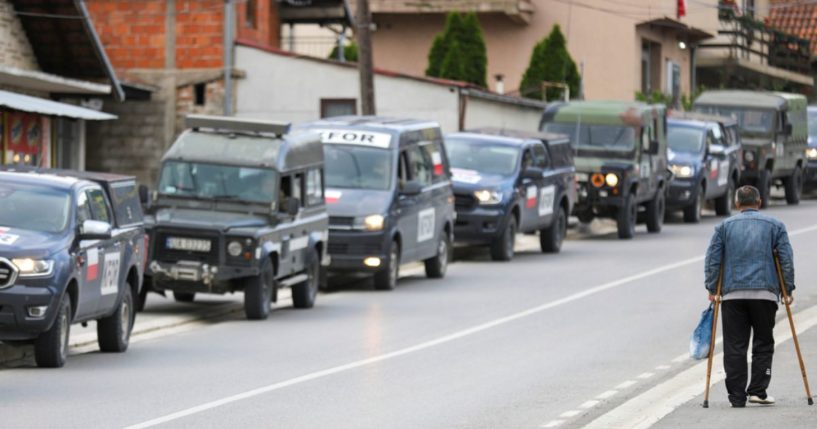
[773,250,814,406]
[703,263,724,408]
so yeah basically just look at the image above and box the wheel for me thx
[784,166,803,205]
[135,276,150,312]
[34,294,71,368]
[714,179,734,216]
[540,206,567,253]
[292,248,319,309]
[97,284,134,353]
[244,258,275,320]
[645,189,665,233]
[757,169,771,209]
[616,193,636,239]
[374,240,399,290]
[424,232,450,278]
[173,291,195,303]
[683,184,704,223]
[490,216,516,261]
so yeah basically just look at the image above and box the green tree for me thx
[520,25,581,100]
[425,12,487,87]
[328,42,358,62]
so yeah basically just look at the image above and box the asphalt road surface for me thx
[3,195,817,429]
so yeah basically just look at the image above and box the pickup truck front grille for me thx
[0,259,16,289]
[454,193,476,211]
[154,231,220,265]
[329,216,355,229]
[328,242,382,256]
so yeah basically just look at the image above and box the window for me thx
[87,188,111,224]
[306,169,323,206]
[407,146,432,187]
[398,151,410,186]
[531,144,549,168]
[640,40,661,95]
[245,0,257,28]
[76,191,92,224]
[421,142,446,182]
[320,99,357,118]
[194,83,206,106]
[293,173,304,205]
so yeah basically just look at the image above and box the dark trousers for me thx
[722,299,778,404]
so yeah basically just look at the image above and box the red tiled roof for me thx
[767,0,817,55]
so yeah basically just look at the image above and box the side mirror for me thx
[139,185,150,206]
[782,123,793,136]
[709,144,726,157]
[78,220,112,241]
[648,140,660,155]
[279,198,300,216]
[400,180,423,196]
[522,167,545,180]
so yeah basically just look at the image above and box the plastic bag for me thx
[689,305,714,360]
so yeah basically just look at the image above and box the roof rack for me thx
[185,115,290,136]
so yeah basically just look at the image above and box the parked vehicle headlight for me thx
[12,258,54,277]
[227,241,243,257]
[807,148,817,160]
[605,173,619,187]
[361,214,385,231]
[670,164,694,178]
[744,151,755,162]
[474,189,502,205]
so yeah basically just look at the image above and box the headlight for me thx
[744,151,755,162]
[359,214,385,231]
[605,173,619,187]
[227,241,243,257]
[474,189,502,205]
[671,164,694,178]
[12,259,54,277]
[807,148,817,160]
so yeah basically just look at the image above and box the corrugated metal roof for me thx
[0,90,116,120]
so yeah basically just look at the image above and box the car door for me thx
[395,148,420,262]
[517,147,542,232]
[705,126,729,199]
[421,139,451,249]
[86,187,122,316]
[73,189,102,320]
[406,144,436,261]
[532,143,557,230]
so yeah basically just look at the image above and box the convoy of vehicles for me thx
[445,128,575,260]
[0,168,145,367]
[297,117,455,290]
[540,101,671,239]
[665,112,742,222]
[693,91,807,207]
[141,115,328,320]
[1,89,814,367]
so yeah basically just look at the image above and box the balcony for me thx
[366,0,534,24]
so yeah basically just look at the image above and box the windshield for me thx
[0,184,71,233]
[445,138,520,176]
[158,161,278,203]
[543,122,635,152]
[668,124,705,153]
[324,145,393,190]
[695,106,775,135]
[809,111,817,139]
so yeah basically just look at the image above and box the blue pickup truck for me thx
[0,169,145,368]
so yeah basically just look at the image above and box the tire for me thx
[616,193,636,239]
[97,284,134,353]
[683,184,704,223]
[490,216,516,261]
[645,189,665,233]
[34,294,71,368]
[757,169,771,209]
[244,258,275,320]
[425,232,450,279]
[292,248,320,309]
[135,277,149,312]
[784,165,803,205]
[173,291,195,303]
[540,206,567,253]
[714,178,735,216]
[374,240,399,290]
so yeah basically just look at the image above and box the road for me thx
[3,195,817,429]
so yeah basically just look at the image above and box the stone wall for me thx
[0,0,38,70]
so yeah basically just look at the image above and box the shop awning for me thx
[0,90,116,120]
[0,65,111,95]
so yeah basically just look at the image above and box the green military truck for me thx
[693,91,807,207]
[540,101,670,239]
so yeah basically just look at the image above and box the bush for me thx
[520,25,580,101]
[425,12,487,87]
[328,42,358,62]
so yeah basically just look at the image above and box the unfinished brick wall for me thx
[174,0,225,68]
[236,0,281,49]
[175,79,226,134]
[0,0,39,70]
[85,0,167,69]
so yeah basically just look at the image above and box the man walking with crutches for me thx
[704,185,795,408]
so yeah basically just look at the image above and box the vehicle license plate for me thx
[166,237,211,252]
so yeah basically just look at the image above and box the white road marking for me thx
[615,380,637,389]
[127,223,817,429]
[655,365,671,371]
[597,390,618,400]
[541,420,564,428]
[637,372,654,379]
[580,400,600,409]
[559,410,582,418]
[583,304,817,429]
[671,354,688,363]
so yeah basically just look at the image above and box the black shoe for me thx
[731,402,746,408]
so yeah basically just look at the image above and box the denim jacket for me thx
[705,209,795,296]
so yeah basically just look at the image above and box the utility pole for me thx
[356,0,376,115]
[223,0,234,116]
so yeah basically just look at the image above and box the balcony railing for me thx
[366,0,534,23]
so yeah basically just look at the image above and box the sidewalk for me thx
[653,317,817,428]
